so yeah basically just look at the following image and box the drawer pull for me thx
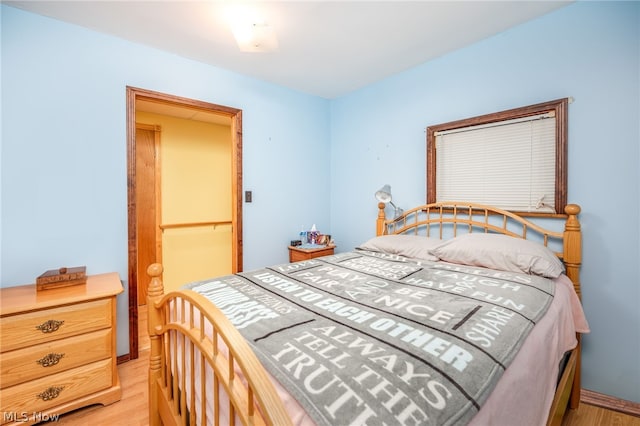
[35,319,65,333]
[36,352,65,367]
[36,386,64,401]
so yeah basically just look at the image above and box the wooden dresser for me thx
[0,272,123,425]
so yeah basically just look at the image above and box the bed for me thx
[147,201,588,426]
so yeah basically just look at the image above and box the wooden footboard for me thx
[146,263,292,426]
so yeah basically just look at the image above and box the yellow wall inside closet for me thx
[137,111,232,292]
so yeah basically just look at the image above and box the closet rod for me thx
[160,220,232,230]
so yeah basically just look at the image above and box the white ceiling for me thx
[5,1,572,99]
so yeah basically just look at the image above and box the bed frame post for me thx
[376,202,387,236]
[563,204,582,300]
[563,204,582,410]
[146,263,165,426]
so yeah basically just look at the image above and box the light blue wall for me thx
[330,1,639,403]
[0,5,330,359]
[2,0,638,405]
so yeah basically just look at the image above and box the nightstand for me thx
[0,272,123,424]
[288,245,335,262]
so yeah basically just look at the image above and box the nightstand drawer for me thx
[0,299,112,353]
[0,328,112,388]
[0,358,113,420]
[288,245,335,262]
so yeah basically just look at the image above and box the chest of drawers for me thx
[0,272,123,425]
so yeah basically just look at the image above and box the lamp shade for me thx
[375,185,393,203]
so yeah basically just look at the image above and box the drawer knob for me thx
[36,386,64,401]
[35,319,65,333]
[36,352,65,367]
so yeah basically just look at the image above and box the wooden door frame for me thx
[125,86,243,361]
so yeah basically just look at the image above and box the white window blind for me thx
[435,112,556,213]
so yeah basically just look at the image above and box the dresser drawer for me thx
[0,358,113,420]
[0,328,112,389]
[0,299,112,353]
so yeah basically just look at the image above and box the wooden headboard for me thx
[376,201,582,299]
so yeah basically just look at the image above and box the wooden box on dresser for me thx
[0,272,123,425]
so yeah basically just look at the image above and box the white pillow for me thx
[429,233,565,278]
[358,235,441,261]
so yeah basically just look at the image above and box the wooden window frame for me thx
[426,98,568,216]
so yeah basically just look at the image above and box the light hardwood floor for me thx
[54,305,639,425]
[564,403,640,426]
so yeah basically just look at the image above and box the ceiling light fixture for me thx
[225,5,278,53]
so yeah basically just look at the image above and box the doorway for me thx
[125,86,243,360]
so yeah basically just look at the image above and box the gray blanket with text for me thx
[186,249,555,426]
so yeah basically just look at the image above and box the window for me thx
[426,98,568,215]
